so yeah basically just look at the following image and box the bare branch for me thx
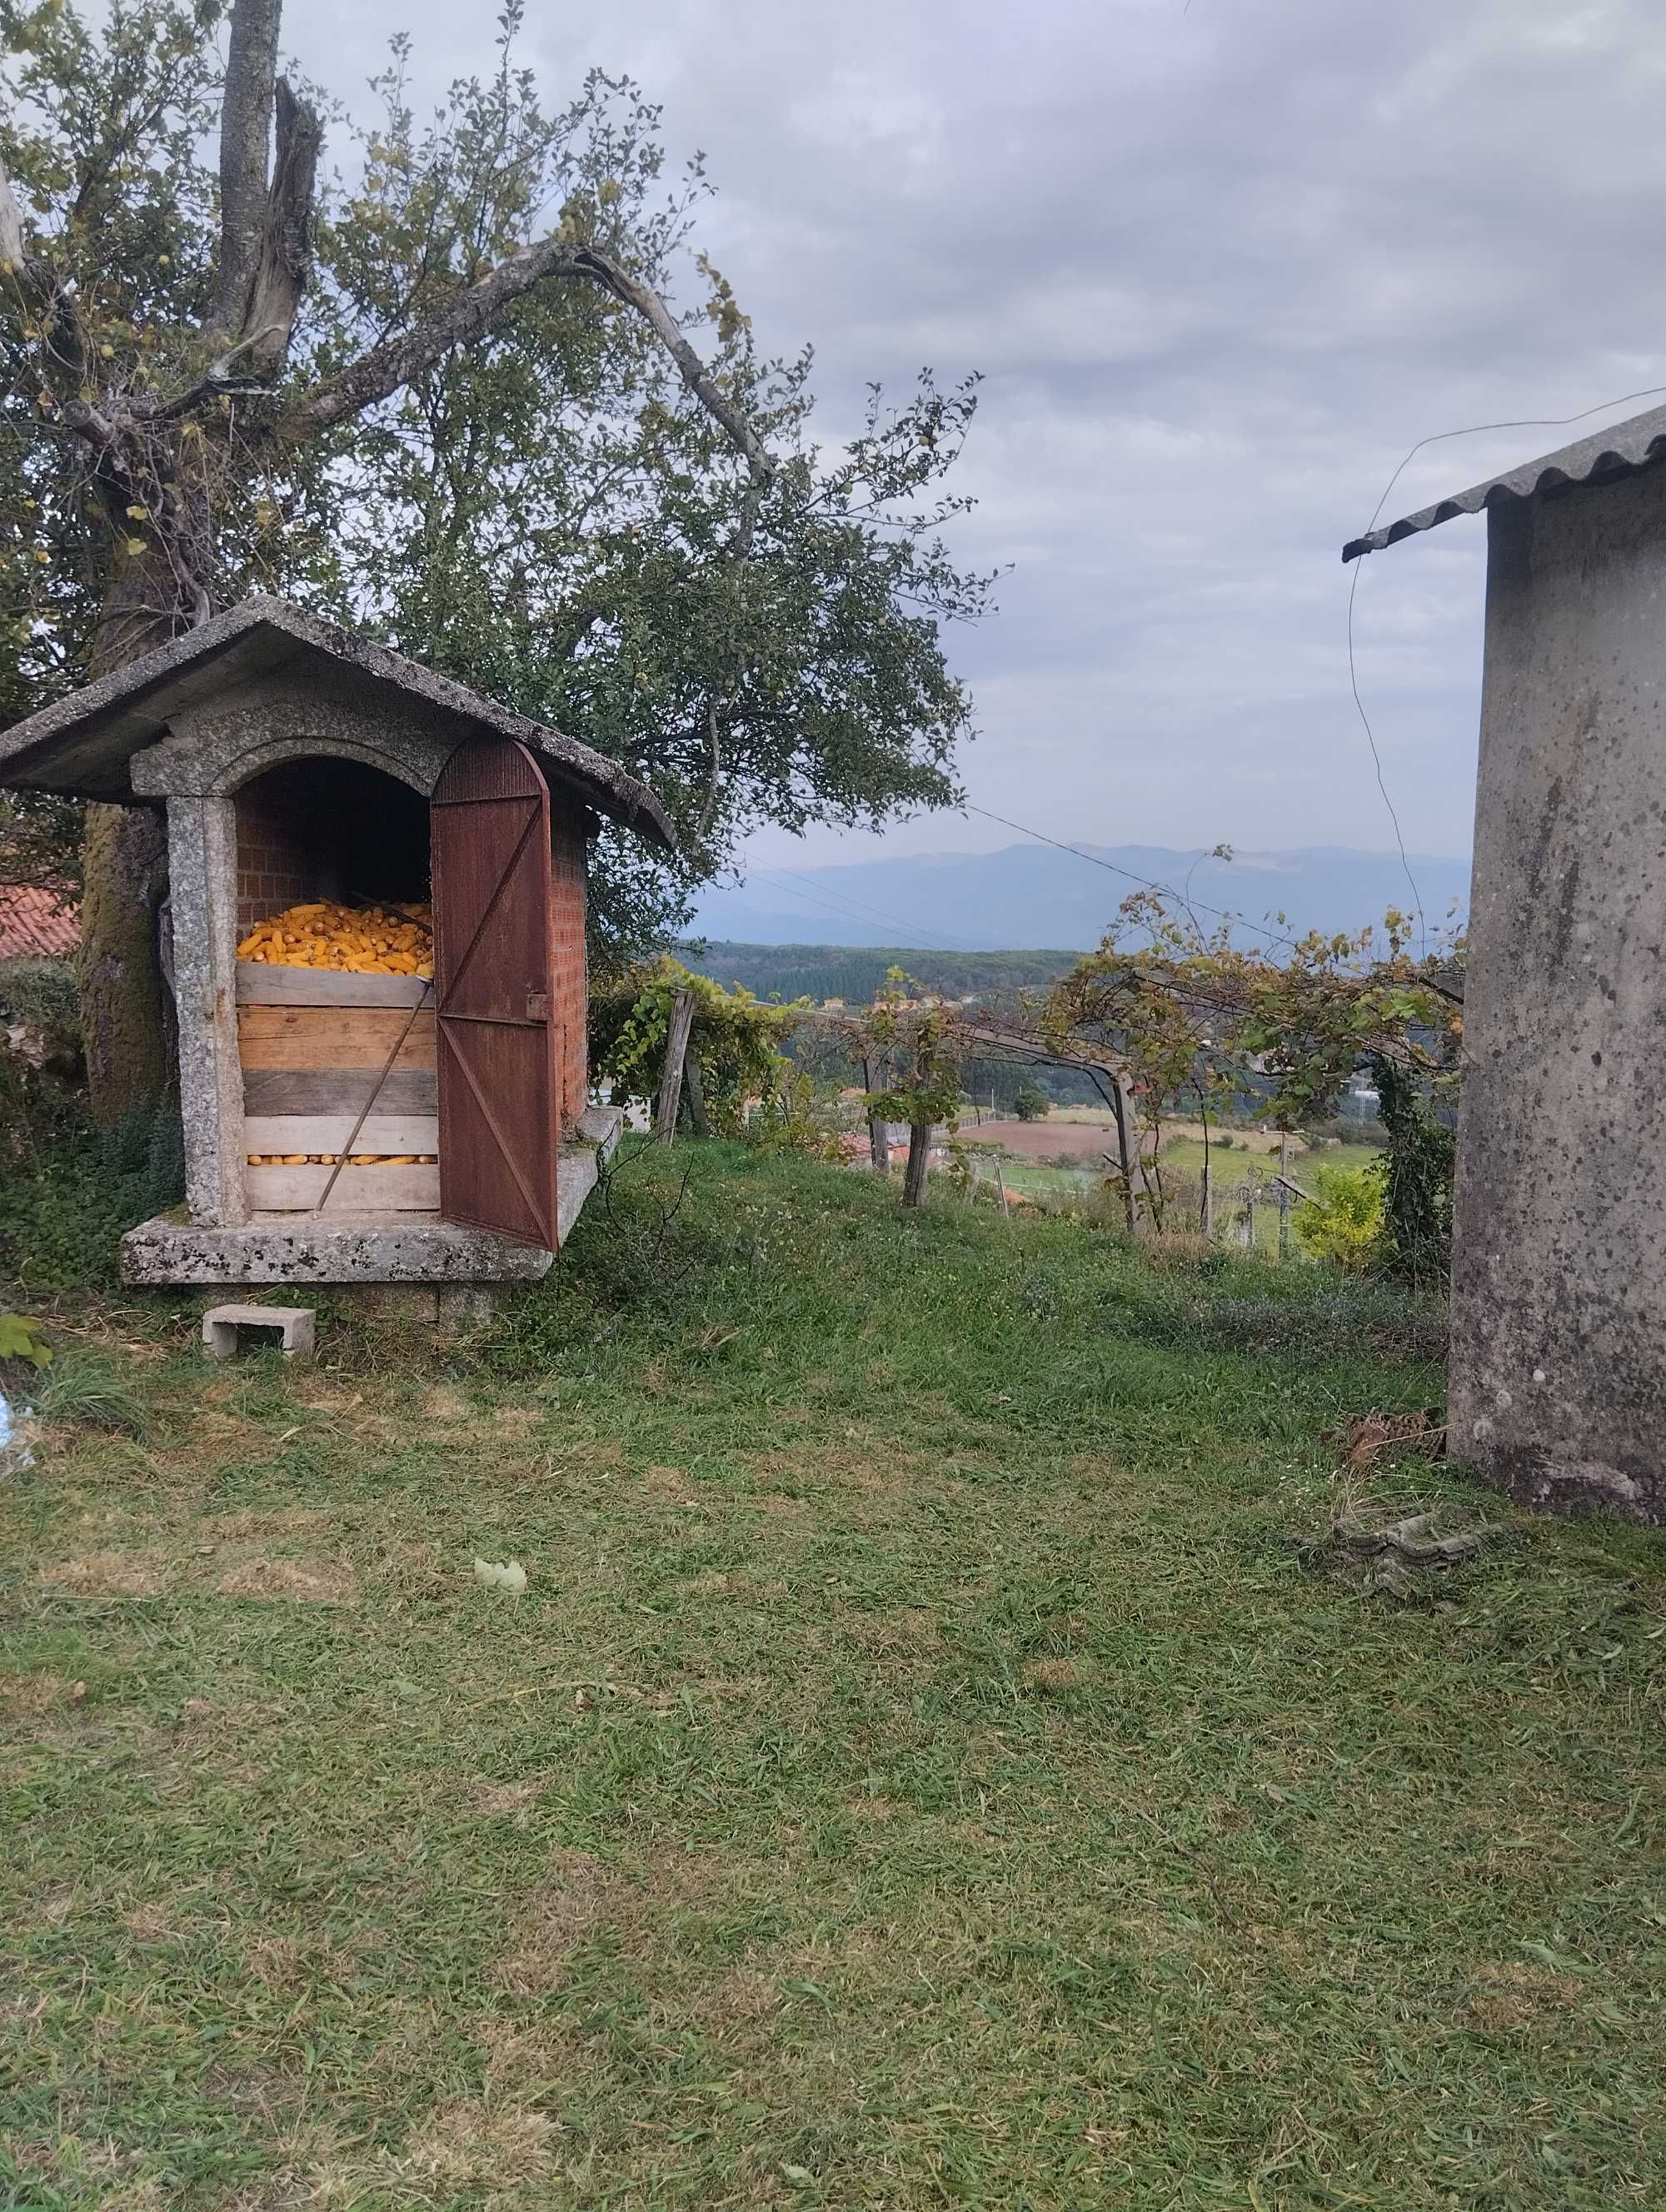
[243,77,322,369]
[573,246,772,486]
[282,237,774,501]
[208,0,283,341]
[284,232,593,436]
[696,695,722,839]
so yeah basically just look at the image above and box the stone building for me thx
[1344,403,1666,1521]
[0,596,672,1288]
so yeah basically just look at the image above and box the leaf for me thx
[0,1313,52,1368]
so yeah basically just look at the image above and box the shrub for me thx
[1012,1087,1050,1122]
[1294,1163,1386,1272]
[1,957,86,1164]
[590,956,806,1137]
[1371,1059,1454,1288]
[0,1099,185,1294]
[0,956,81,1054]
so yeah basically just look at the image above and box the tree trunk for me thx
[77,802,172,1123]
[862,1054,890,1173]
[77,546,196,1122]
[902,1118,931,1207]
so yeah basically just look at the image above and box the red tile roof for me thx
[0,885,80,960]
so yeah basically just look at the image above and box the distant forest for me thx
[679,942,1103,1108]
[679,942,1083,1005]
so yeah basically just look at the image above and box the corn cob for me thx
[236,899,433,977]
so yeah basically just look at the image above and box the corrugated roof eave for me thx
[1342,402,1666,563]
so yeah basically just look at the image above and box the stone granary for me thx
[1344,403,1666,1523]
[0,597,673,1288]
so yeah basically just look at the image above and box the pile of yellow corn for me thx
[236,899,433,975]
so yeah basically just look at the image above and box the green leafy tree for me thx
[1,0,991,1114]
[1011,1084,1050,1123]
[589,954,805,1136]
[855,968,965,1208]
[1043,889,1464,1263]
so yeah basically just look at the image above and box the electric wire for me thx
[719,862,981,954]
[748,864,983,953]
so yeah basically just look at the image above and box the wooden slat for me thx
[237,964,431,1009]
[243,1115,439,1154]
[242,1069,438,1116]
[245,1164,441,1212]
[237,1005,436,1071]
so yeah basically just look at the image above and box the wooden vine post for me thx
[682,1042,711,1137]
[655,989,696,1144]
[1110,1074,1140,1235]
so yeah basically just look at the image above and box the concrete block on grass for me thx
[202,1303,317,1363]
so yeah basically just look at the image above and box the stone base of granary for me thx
[120,1107,621,1288]
[121,1213,557,1287]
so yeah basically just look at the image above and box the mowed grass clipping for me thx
[2,1141,1664,2210]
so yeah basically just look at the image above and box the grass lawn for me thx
[2,1141,1664,2209]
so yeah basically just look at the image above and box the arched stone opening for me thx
[232,755,431,934]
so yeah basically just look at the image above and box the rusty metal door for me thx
[431,736,559,1248]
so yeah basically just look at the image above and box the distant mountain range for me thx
[687,844,1471,952]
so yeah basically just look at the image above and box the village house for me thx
[0,884,80,962]
[1344,403,1666,1522]
[0,596,672,1291]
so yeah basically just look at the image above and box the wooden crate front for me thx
[237,965,437,1213]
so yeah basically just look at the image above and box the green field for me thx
[1158,1134,1384,1191]
[992,1135,1386,1253]
[3,1143,1663,2209]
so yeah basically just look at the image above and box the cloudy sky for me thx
[287,0,1666,873]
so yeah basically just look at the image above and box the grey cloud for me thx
[283,0,1666,876]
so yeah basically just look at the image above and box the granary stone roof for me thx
[1342,401,1666,562]
[0,595,674,846]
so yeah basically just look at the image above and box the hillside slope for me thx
[681,942,1082,1002]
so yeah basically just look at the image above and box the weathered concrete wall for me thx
[1451,462,1666,1521]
